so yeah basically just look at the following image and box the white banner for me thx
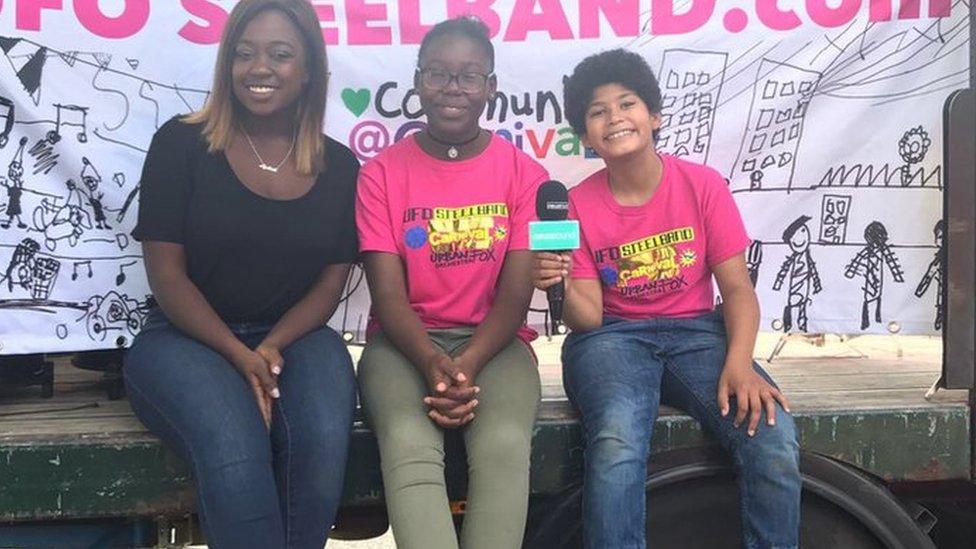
[0,1,969,354]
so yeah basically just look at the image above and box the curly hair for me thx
[563,48,663,140]
[418,16,494,71]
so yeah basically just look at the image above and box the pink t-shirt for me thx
[570,154,750,320]
[357,134,548,343]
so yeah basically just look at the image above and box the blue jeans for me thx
[562,311,801,549]
[123,310,356,549]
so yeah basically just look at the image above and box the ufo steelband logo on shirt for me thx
[594,227,697,298]
[402,203,509,268]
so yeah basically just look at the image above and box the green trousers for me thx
[357,329,541,549]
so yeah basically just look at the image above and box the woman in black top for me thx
[123,1,358,548]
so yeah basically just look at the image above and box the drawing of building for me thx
[656,49,728,165]
[819,194,852,244]
[731,59,821,191]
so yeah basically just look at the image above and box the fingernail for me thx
[424,397,431,404]
[473,386,480,394]
[748,430,755,437]
[471,399,479,406]
[768,418,775,426]
[457,373,467,382]
[436,382,446,392]
[271,388,280,399]
[272,365,281,375]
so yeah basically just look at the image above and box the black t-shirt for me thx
[133,117,359,323]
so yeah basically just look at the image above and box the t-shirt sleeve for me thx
[508,157,549,251]
[355,160,398,254]
[703,174,751,268]
[569,196,599,280]
[132,119,193,243]
[328,142,361,264]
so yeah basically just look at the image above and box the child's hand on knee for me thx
[718,364,791,437]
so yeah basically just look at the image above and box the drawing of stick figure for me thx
[914,220,944,330]
[2,136,28,229]
[80,156,110,229]
[844,221,905,330]
[1,237,40,293]
[773,216,822,332]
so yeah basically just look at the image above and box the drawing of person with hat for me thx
[773,215,822,332]
[1,136,28,229]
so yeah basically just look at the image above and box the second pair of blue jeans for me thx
[562,311,801,549]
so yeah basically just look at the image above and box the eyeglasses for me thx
[417,68,493,93]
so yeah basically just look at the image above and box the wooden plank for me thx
[1,404,968,521]
[0,351,969,521]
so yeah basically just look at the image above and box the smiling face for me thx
[231,10,307,121]
[788,224,810,252]
[415,33,496,140]
[581,82,661,162]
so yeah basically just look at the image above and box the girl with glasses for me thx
[355,16,547,549]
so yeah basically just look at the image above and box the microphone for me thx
[529,180,579,333]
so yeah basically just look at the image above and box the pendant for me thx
[259,163,279,173]
[447,146,459,159]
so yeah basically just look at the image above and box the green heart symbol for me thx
[341,88,370,117]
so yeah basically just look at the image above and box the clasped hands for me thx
[421,351,480,429]
[230,342,285,429]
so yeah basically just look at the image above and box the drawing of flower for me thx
[898,126,931,185]
[898,126,930,164]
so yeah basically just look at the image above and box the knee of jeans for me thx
[286,327,353,370]
[585,414,650,473]
[379,429,447,493]
[467,422,532,471]
[736,414,800,478]
[379,420,443,467]
[197,451,273,494]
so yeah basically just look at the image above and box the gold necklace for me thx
[240,126,296,173]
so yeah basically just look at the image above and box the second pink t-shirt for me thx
[570,154,750,321]
[357,134,548,343]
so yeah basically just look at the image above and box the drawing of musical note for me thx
[115,261,137,286]
[50,103,89,144]
[71,260,92,281]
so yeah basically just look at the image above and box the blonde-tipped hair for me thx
[184,0,327,175]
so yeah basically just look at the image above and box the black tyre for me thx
[524,449,934,549]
